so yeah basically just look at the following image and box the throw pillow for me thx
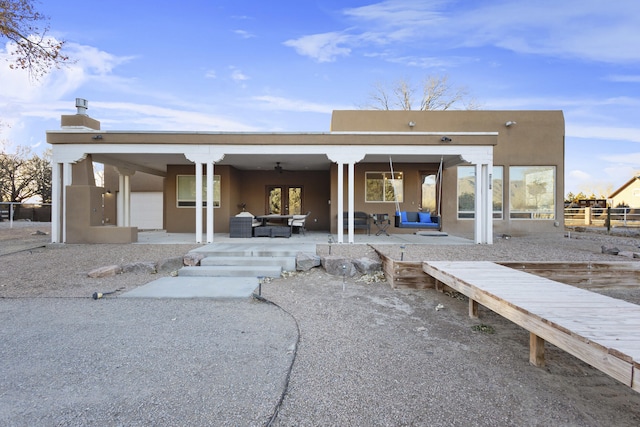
[400,211,408,222]
[418,212,432,223]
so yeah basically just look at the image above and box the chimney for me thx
[75,98,89,115]
[61,98,100,130]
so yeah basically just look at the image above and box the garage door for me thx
[131,192,163,230]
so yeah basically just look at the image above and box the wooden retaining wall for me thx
[374,250,640,291]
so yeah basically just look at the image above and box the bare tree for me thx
[0,145,51,203]
[1,0,69,78]
[365,75,480,110]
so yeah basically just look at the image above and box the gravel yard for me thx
[2,222,640,426]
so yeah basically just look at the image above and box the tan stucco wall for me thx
[61,114,101,130]
[65,185,137,243]
[164,165,331,233]
[330,110,565,237]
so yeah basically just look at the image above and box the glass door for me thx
[267,186,302,214]
[421,173,438,213]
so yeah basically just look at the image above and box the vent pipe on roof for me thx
[75,98,89,115]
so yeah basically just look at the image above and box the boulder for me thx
[353,257,382,275]
[88,265,122,278]
[296,252,321,271]
[157,256,184,273]
[321,255,357,277]
[121,261,157,274]
[601,245,620,255]
[183,253,205,267]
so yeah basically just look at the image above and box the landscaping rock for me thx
[121,262,157,274]
[353,257,382,274]
[156,256,184,272]
[321,255,357,277]
[601,245,620,255]
[87,265,122,278]
[183,253,205,267]
[296,252,321,271]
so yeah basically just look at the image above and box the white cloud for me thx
[251,95,352,113]
[93,101,259,132]
[606,75,640,83]
[234,29,255,39]
[566,124,640,144]
[205,69,217,79]
[283,32,352,62]
[230,67,249,82]
[284,0,640,64]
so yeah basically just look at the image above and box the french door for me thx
[266,186,303,215]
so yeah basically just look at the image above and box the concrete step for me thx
[120,276,258,299]
[178,265,282,278]
[190,242,316,258]
[201,256,296,271]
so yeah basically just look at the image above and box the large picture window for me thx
[365,172,403,203]
[457,166,503,219]
[509,166,555,219]
[177,175,221,208]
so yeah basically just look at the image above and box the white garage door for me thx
[131,192,163,230]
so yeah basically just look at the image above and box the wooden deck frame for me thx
[423,261,640,393]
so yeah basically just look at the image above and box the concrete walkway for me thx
[121,242,319,299]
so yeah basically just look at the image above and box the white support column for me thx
[474,163,483,244]
[347,161,355,244]
[473,163,493,244]
[483,163,493,244]
[206,162,214,243]
[116,168,134,227]
[51,163,62,243]
[123,174,131,227]
[117,174,124,226]
[62,163,72,243]
[195,162,203,244]
[337,162,344,243]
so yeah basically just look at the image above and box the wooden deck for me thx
[423,261,640,393]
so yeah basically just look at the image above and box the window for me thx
[176,175,221,207]
[509,166,555,219]
[365,172,403,203]
[457,166,503,219]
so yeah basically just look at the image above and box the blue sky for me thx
[1,0,639,197]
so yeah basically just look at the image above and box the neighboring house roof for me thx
[609,176,640,199]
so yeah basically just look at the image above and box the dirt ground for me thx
[2,222,640,425]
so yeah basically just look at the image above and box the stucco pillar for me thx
[206,162,214,243]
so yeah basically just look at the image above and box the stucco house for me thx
[609,175,640,208]
[46,101,565,245]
